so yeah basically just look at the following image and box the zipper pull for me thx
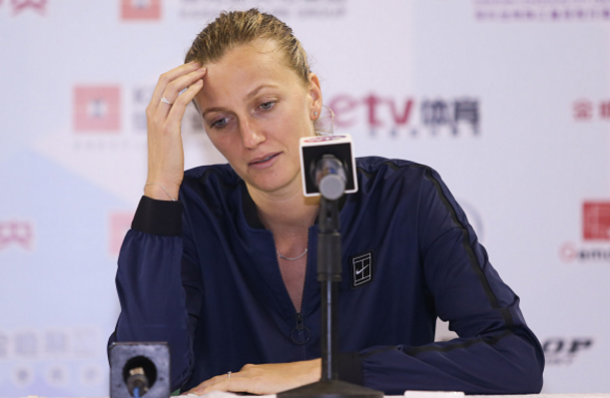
[291,313,311,345]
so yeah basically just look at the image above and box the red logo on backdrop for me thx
[600,102,610,119]
[0,221,34,251]
[573,99,610,121]
[73,86,121,132]
[583,202,610,241]
[11,0,47,14]
[559,242,577,262]
[328,94,479,136]
[330,94,415,129]
[121,0,161,20]
[303,136,345,143]
[573,100,593,120]
[109,213,133,256]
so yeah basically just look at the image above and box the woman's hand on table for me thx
[185,358,322,396]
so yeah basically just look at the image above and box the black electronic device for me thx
[109,342,170,398]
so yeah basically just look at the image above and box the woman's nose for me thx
[240,119,265,149]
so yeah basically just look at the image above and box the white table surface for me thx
[12,392,610,398]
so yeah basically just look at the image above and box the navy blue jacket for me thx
[109,157,544,394]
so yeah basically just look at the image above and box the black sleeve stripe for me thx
[405,329,513,356]
[359,330,514,357]
[361,346,398,359]
[421,166,514,328]
[356,166,373,179]
[132,196,182,236]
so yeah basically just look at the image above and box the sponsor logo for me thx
[573,100,594,120]
[583,202,610,241]
[0,328,102,389]
[558,202,610,263]
[543,337,593,365]
[109,212,133,257]
[303,136,346,143]
[12,365,34,387]
[8,0,47,15]
[574,99,610,121]
[69,84,214,156]
[474,0,610,21]
[73,86,121,132]
[80,364,103,386]
[351,251,373,288]
[329,94,480,137]
[601,101,610,119]
[121,0,161,21]
[44,364,68,387]
[0,221,34,251]
[0,328,99,360]
[560,242,610,263]
[13,330,38,358]
[44,329,69,357]
[178,0,347,20]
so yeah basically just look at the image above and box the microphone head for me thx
[319,174,346,200]
[314,154,347,200]
[299,134,358,198]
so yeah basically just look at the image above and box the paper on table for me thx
[180,391,276,398]
[404,391,465,398]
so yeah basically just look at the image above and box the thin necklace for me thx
[277,248,308,261]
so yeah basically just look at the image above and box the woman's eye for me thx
[259,101,276,111]
[211,117,228,129]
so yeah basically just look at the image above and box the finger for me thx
[150,62,200,104]
[156,68,207,121]
[165,79,204,127]
[192,376,252,396]
[149,62,201,113]
[160,67,206,105]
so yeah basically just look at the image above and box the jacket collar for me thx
[240,183,348,230]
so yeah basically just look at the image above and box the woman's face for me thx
[194,39,322,196]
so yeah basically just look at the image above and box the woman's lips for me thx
[248,152,281,169]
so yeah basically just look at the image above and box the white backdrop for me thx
[1,0,609,396]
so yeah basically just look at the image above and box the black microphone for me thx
[126,367,149,397]
[300,135,358,200]
[109,342,169,398]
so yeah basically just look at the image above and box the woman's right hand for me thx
[144,62,207,201]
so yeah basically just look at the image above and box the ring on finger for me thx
[160,97,173,106]
[227,371,231,379]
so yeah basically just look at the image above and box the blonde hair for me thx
[184,9,310,85]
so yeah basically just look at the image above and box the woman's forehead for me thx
[198,43,304,100]
[209,39,285,69]
[194,48,305,112]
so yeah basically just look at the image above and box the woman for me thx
[110,9,544,396]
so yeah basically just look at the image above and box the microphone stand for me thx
[278,193,382,398]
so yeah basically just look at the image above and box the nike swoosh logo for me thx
[355,264,369,275]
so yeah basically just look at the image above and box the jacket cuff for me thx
[336,352,364,385]
[132,196,182,236]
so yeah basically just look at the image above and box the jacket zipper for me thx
[270,230,312,359]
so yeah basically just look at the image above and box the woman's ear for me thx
[308,73,323,120]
